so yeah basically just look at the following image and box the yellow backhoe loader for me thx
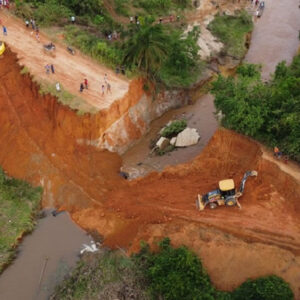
[196,171,257,210]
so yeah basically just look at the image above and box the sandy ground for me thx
[0,10,129,112]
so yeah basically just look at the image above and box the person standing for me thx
[106,82,111,94]
[80,83,84,93]
[50,64,55,74]
[45,64,50,74]
[2,25,7,36]
[84,78,88,89]
[101,84,105,96]
[25,20,29,28]
[71,16,75,24]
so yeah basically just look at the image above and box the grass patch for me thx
[20,66,30,75]
[38,81,98,115]
[0,168,42,273]
[208,10,253,59]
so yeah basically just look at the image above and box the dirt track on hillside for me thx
[1,48,300,297]
[0,10,129,112]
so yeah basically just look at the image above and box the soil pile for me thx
[1,48,300,297]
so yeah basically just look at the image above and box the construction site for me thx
[0,0,299,298]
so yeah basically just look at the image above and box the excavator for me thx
[0,42,5,56]
[196,170,257,210]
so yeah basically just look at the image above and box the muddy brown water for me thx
[245,0,300,80]
[122,94,218,178]
[0,209,92,300]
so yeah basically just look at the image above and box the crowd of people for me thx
[0,0,10,9]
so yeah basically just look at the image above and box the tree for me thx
[232,275,294,300]
[123,24,170,78]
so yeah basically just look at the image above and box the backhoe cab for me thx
[196,171,257,211]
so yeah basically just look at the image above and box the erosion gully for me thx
[0,0,299,299]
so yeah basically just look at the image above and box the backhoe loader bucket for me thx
[196,194,205,211]
[250,170,258,177]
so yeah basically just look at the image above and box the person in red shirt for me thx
[84,78,88,89]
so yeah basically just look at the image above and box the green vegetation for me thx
[212,56,300,161]
[15,0,202,88]
[52,249,149,300]
[161,119,187,138]
[20,66,30,75]
[208,11,253,58]
[38,81,98,114]
[0,168,42,272]
[123,24,202,87]
[53,238,294,300]
[232,275,294,300]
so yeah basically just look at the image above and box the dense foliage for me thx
[161,119,187,138]
[0,168,42,272]
[133,238,215,299]
[208,11,253,58]
[133,238,294,300]
[232,275,294,300]
[212,56,300,161]
[123,23,202,87]
[53,237,294,299]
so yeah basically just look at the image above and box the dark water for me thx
[0,209,92,300]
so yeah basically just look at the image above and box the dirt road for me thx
[0,10,129,113]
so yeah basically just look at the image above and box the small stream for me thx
[0,209,92,300]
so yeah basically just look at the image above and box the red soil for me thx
[1,48,300,297]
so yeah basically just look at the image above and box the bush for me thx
[208,11,253,58]
[212,55,300,161]
[232,275,294,300]
[134,238,215,300]
[161,120,187,138]
[33,0,72,26]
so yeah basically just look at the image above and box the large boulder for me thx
[170,137,177,146]
[175,128,200,147]
[156,137,170,150]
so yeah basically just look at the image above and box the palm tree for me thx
[123,24,170,78]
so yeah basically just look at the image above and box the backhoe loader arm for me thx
[239,170,258,194]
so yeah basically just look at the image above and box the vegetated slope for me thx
[1,48,300,297]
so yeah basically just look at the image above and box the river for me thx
[0,210,92,300]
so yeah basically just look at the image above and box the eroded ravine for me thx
[0,0,300,297]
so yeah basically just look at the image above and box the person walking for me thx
[84,78,88,89]
[106,82,111,94]
[25,19,29,28]
[80,83,84,93]
[104,73,108,83]
[2,25,7,36]
[45,64,50,74]
[50,64,55,74]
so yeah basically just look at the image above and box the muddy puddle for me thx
[0,209,92,300]
[122,94,218,178]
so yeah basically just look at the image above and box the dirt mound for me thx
[1,48,300,297]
